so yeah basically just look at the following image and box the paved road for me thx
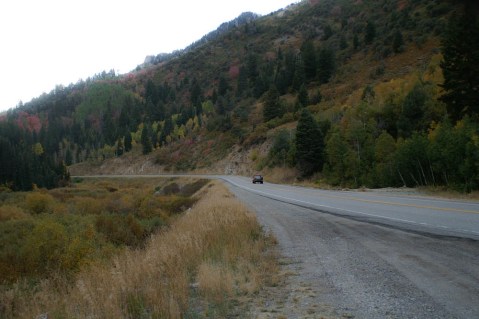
[220,175,479,240]
[219,175,479,318]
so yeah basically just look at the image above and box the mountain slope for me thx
[3,0,479,191]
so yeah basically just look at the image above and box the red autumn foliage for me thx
[229,65,240,79]
[15,111,42,133]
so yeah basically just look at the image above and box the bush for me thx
[95,213,145,247]
[0,219,35,282]
[23,219,68,274]
[25,192,54,214]
[0,205,29,221]
[73,197,105,215]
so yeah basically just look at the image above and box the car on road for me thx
[252,175,264,184]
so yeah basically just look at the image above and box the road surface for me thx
[220,175,479,240]
[219,175,479,318]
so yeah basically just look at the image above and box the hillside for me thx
[2,0,479,191]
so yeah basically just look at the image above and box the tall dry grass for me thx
[1,181,277,318]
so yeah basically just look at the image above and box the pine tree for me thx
[236,66,248,97]
[301,40,316,81]
[65,148,73,165]
[124,132,132,152]
[353,34,360,50]
[397,84,427,138]
[440,4,479,121]
[317,48,335,84]
[141,125,152,155]
[292,54,305,91]
[263,86,282,122]
[190,78,203,109]
[160,117,174,145]
[392,30,404,53]
[297,84,309,108]
[295,109,324,176]
[218,76,230,97]
[365,20,376,44]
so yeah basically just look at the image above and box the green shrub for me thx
[23,219,68,274]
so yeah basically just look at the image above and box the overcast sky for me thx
[0,0,297,112]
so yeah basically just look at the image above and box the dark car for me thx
[252,175,264,184]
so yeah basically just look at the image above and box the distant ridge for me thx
[141,12,261,68]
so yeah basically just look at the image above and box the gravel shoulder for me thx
[228,184,479,319]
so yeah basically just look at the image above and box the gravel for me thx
[228,185,479,319]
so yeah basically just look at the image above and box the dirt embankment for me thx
[68,143,270,178]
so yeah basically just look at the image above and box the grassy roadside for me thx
[1,180,279,318]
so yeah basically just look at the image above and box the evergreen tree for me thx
[301,40,317,81]
[292,54,305,91]
[322,24,333,41]
[263,86,282,122]
[317,48,335,84]
[218,76,230,97]
[119,106,131,130]
[397,84,427,138]
[340,34,348,50]
[160,117,174,145]
[190,78,203,109]
[124,131,132,152]
[295,109,324,176]
[297,84,309,108]
[353,34,360,50]
[236,66,248,97]
[246,53,259,84]
[440,4,479,121]
[145,79,159,105]
[102,100,116,145]
[283,49,296,90]
[365,20,376,44]
[392,30,404,53]
[141,125,152,155]
[65,148,73,166]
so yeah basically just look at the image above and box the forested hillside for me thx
[1,0,478,191]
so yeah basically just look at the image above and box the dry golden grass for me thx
[1,181,278,318]
[264,166,298,184]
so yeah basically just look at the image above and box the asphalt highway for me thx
[220,175,479,240]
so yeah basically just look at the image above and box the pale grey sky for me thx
[0,0,297,112]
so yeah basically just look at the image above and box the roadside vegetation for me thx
[0,178,278,318]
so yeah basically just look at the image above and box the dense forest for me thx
[1,0,478,191]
